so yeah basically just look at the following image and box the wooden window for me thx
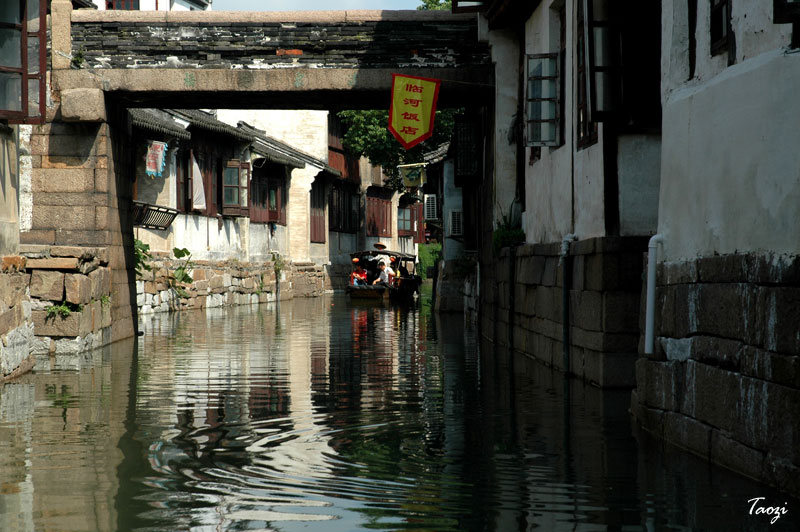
[526,53,560,147]
[0,0,46,124]
[583,0,622,122]
[251,164,287,225]
[398,206,413,236]
[329,184,358,233]
[576,0,598,148]
[220,160,249,217]
[107,0,140,9]
[366,196,392,238]
[310,180,326,243]
[176,149,192,213]
[710,0,735,64]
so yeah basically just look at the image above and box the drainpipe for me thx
[645,234,664,355]
[560,233,577,374]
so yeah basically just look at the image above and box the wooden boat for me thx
[346,249,422,303]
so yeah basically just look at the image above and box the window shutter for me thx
[448,210,463,237]
[424,194,438,220]
[414,203,425,243]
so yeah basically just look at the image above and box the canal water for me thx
[1,289,798,531]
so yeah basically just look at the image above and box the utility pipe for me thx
[560,233,577,374]
[645,234,664,355]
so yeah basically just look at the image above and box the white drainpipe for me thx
[645,234,664,355]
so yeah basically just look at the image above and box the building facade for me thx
[475,0,661,387]
[632,0,800,496]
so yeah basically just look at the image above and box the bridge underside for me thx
[54,66,494,110]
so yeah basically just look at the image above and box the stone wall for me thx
[136,256,327,315]
[632,252,800,497]
[70,13,488,71]
[0,259,33,382]
[480,237,647,388]
[1,246,114,381]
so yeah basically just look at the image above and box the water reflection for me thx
[1,292,798,531]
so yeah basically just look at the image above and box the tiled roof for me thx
[129,108,191,140]
[237,122,342,177]
[172,109,255,142]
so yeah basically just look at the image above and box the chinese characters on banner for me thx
[145,140,168,178]
[388,74,441,150]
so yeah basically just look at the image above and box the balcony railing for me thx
[132,201,179,230]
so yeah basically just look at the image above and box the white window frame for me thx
[526,53,560,147]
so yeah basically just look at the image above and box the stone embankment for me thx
[136,255,328,315]
[1,245,113,381]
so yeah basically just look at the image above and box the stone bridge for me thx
[53,6,493,109]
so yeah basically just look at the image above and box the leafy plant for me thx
[418,242,442,280]
[417,0,451,10]
[46,301,83,319]
[271,252,286,275]
[100,294,111,305]
[492,202,525,253]
[134,239,153,276]
[169,247,194,298]
[71,46,85,68]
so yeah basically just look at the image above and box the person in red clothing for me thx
[350,258,367,286]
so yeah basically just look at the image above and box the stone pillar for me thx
[287,167,317,263]
[51,0,73,71]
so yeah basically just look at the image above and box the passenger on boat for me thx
[372,262,390,285]
[350,258,367,286]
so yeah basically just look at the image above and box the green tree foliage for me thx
[417,0,452,10]
[337,108,460,190]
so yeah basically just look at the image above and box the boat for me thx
[346,249,422,303]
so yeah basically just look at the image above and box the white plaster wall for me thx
[217,110,329,161]
[138,213,248,261]
[617,134,660,236]
[248,222,288,262]
[523,3,575,244]
[0,125,19,254]
[658,50,800,261]
[485,25,519,225]
[662,0,792,102]
[442,159,464,261]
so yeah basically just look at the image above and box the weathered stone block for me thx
[663,411,712,459]
[663,259,699,285]
[209,275,225,289]
[65,273,92,305]
[569,290,602,332]
[0,273,31,307]
[32,308,92,337]
[0,305,24,335]
[26,257,79,270]
[88,266,110,300]
[692,362,740,433]
[741,346,800,389]
[61,88,107,122]
[710,429,765,483]
[761,286,800,355]
[602,291,640,333]
[30,270,65,300]
[697,253,747,283]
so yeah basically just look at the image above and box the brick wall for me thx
[632,252,800,497]
[480,236,647,388]
[71,18,489,71]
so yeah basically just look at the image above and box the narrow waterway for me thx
[0,289,797,531]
